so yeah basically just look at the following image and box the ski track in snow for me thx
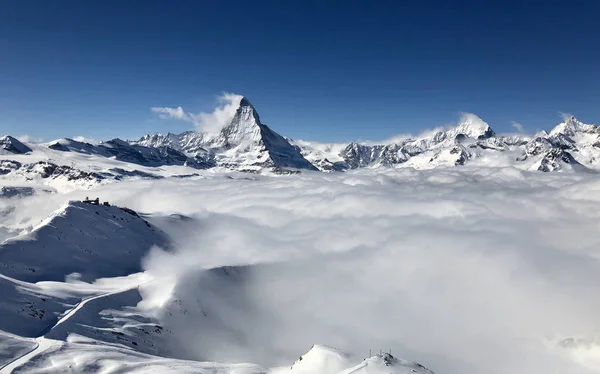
[0,280,144,374]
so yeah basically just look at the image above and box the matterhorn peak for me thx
[238,96,254,109]
[213,96,263,147]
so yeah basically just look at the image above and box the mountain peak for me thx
[549,115,597,137]
[449,113,495,140]
[239,96,254,108]
[234,96,261,125]
[0,135,32,155]
[0,200,169,282]
[214,97,263,147]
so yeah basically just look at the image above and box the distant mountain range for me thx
[1,97,600,192]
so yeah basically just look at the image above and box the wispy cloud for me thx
[74,168,598,374]
[511,121,525,133]
[151,106,190,121]
[559,112,575,121]
[72,136,100,145]
[151,93,243,133]
[16,135,44,144]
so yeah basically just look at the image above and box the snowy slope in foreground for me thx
[11,342,433,374]
[0,201,169,282]
[286,345,433,374]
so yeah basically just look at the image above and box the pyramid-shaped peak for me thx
[235,96,261,122]
[0,135,33,154]
[239,96,254,108]
[448,113,495,139]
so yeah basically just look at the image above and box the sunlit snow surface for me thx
[1,167,600,373]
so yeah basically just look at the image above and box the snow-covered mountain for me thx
[48,137,210,169]
[287,345,434,374]
[0,200,169,282]
[0,136,32,155]
[133,97,317,173]
[134,101,600,173]
[2,98,600,196]
[289,114,600,172]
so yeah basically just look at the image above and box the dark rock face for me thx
[537,149,580,172]
[0,186,35,199]
[478,126,496,140]
[313,158,348,172]
[0,136,32,154]
[47,138,208,169]
[28,162,106,182]
[0,160,22,175]
[108,168,163,180]
[341,143,377,169]
[189,149,216,169]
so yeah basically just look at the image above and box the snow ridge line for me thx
[0,280,145,374]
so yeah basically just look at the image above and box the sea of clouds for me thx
[4,166,600,373]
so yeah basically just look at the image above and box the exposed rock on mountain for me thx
[48,138,208,169]
[0,186,35,199]
[0,136,32,155]
[133,97,317,173]
[3,100,600,174]
[295,114,600,172]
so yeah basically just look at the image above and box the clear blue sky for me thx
[1,0,599,142]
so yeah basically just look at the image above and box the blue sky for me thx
[1,0,599,143]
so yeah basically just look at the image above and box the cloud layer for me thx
[5,167,600,373]
[46,167,597,374]
[151,93,243,133]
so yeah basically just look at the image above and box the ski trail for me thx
[0,283,143,374]
[0,338,54,374]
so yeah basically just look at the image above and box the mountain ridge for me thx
[3,97,600,176]
[131,99,600,173]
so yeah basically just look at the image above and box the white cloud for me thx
[379,113,491,145]
[72,136,100,145]
[30,167,593,374]
[16,135,44,144]
[511,121,525,133]
[151,106,190,121]
[151,93,243,134]
[559,112,575,122]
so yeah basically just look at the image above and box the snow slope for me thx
[47,137,207,169]
[0,136,31,155]
[0,201,169,282]
[0,332,36,368]
[288,345,351,373]
[280,346,434,374]
[338,353,434,374]
[0,271,158,374]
